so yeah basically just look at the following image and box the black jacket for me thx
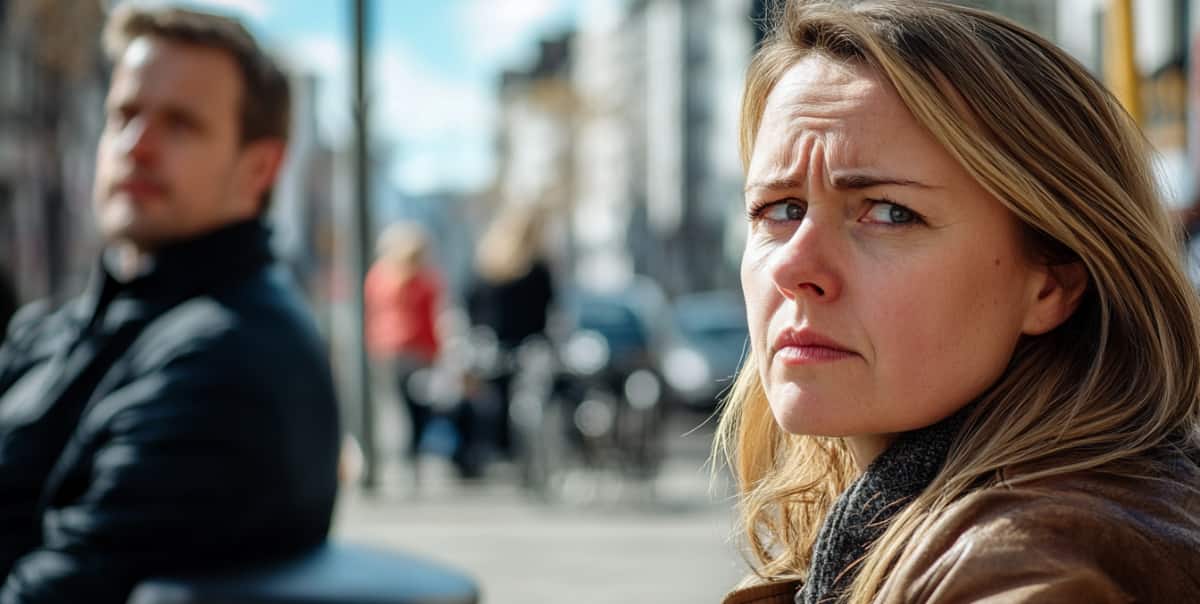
[0,219,340,603]
[466,260,554,349]
[0,269,16,337]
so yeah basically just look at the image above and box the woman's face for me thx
[742,55,1050,466]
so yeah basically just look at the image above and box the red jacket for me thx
[364,262,441,363]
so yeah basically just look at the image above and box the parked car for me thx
[662,290,749,411]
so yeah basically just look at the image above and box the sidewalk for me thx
[331,409,748,603]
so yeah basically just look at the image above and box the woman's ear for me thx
[1021,261,1088,336]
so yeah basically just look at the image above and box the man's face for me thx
[93,36,279,251]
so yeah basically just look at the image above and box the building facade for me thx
[0,0,107,306]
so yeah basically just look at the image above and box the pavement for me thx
[331,403,750,604]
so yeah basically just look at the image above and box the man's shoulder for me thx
[214,265,319,331]
[135,268,325,371]
[3,298,83,359]
[96,274,335,427]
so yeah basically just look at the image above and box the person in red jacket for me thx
[366,223,441,368]
[366,222,479,477]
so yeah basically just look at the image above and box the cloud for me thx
[373,46,495,139]
[287,35,344,75]
[284,34,497,193]
[283,35,352,144]
[393,141,493,196]
[374,45,497,192]
[457,0,571,67]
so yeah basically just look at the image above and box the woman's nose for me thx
[768,220,842,302]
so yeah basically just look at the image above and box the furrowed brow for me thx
[744,178,804,193]
[831,173,935,190]
[745,174,936,193]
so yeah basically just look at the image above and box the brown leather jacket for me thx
[723,457,1200,603]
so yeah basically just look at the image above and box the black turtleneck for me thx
[87,218,274,320]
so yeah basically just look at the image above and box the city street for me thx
[332,405,748,604]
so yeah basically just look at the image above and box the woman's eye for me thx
[864,200,918,225]
[753,200,806,222]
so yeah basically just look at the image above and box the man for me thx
[0,6,340,603]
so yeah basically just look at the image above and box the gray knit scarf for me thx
[796,408,969,604]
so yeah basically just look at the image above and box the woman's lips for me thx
[773,345,855,365]
[771,329,856,365]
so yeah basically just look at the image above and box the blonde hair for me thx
[376,222,430,276]
[715,1,1200,600]
[474,204,546,284]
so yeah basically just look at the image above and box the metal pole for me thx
[1106,0,1142,124]
[351,0,377,490]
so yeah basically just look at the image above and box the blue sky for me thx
[128,0,580,193]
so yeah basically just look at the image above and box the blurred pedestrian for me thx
[719,2,1200,603]
[466,205,555,459]
[0,6,339,603]
[365,222,479,477]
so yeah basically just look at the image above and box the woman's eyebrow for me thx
[831,172,937,190]
[744,178,805,194]
[744,174,937,193]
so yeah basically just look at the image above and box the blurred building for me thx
[570,4,639,292]
[925,0,1194,207]
[663,0,755,294]
[491,0,757,298]
[958,0,1057,36]
[1053,0,1191,207]
[592,0,755,297]
[492,33,576,282]
[496,35,575,212]
[271,72,340,327]
[0,3,349,316]
[0,0,107,306]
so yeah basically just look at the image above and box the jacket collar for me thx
[797,407,970,604]
[79,219,274,326]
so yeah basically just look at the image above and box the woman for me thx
[718,2,1200,603]
[466,205,555,457]
[364,223,445,467]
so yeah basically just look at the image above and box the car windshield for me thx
[574,295,649,352]
[674,294,746,341]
